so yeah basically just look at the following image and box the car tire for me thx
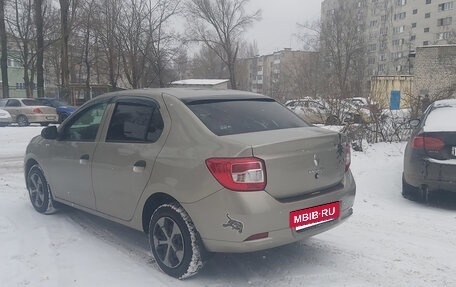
[402,174,422,202]
[26,165,57,214]
[149,203,205,279]
[17,115,30,127]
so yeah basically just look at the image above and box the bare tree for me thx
[0,0,8,98]
[6,0,37,98]
[319,1,366,99]
[35,0,44,97]
[185,0,261,89]
[190,45,227,79]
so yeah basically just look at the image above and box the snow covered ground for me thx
[1,126,455,287]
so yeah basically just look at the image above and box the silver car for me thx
[0,108,12,126]
[24,89,356,279]
[0,98,57,126]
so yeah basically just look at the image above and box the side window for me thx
[106,102,163,143]
[0,99,6,107]
[61,102,107,141]
[6,99,21,107]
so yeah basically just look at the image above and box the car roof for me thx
[95,88,270,103]
[432,98,456,108]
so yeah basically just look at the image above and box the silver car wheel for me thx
[26,165,56,214]
[29,172,46,208]
[17,115,29,127]
[152,216,185,268]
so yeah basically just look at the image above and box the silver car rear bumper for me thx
[183,171,356,253]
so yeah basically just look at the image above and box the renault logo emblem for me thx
[313,154,320,167]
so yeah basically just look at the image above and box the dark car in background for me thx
[402,99,456,201]
[35,98,77,123]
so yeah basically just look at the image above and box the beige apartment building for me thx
[322,0,456,76]
[239,48,319,103]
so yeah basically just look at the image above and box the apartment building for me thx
[239,49,319,102]
[322,0,456,76]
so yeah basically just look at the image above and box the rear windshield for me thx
[22,99,41,106]
[186,99,309,136]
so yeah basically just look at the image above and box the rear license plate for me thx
[290,202,340,231]
[452,147,456,156]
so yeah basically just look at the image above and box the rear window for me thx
[22,99,41,106]
[186,99,309,136]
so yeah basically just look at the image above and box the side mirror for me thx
[41,126,58,140]
[409,119,420,128]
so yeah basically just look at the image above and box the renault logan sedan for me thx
[24,89,356,279]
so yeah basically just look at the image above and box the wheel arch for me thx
[142,192,179,234]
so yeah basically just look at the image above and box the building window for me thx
[437,31,454,40]
[426,0,431,4]
[438,2,454,11]
[396,65,402,72]
[392,52,403,59]
[392,38,405,46]
[381,15,388,21]
[425,12,431,18]
[437,17,453,26]
[423,41,429,45]
[396,0,406,6]
[411,35,416,41]
[380,54,387,61]
[424,27,430,32]
[368,44,377,52]
[412,22,417,28]
[393,25,406,34]
[394,12,406,20]
[413,9,418,14]
[368,57,376,64]
[380,27,388,35]
[370,20,378,27]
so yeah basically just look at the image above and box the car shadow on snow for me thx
[53,205,339,282]
[406,190,456,210]
[425,191,456,210]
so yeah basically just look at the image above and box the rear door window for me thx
[106,101,163,143]
[186,99,309,136]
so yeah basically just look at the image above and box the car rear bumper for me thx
[27,114,58,123]
[404,157,456,193]
[183,171,356,253]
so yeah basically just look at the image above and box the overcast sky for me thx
[245,0,323,55]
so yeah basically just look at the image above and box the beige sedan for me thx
[0,98,57,126]
[24,89,356,279]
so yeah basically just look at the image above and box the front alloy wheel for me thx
[27,165,53,213]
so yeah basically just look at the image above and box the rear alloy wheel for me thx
[17,115,29,127]
[149,203,204,279]
[26,165,56,214]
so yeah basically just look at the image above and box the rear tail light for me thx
[412,135,445,152]
[345,141,351,172]
[206,157,266,191]
[33,108,42,114]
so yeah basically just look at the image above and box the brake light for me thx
[412,135,445,151]
[345,142,351,172]
[206,157,266,191]
[33,108,42,114]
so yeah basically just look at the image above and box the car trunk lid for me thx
[224,127,347,200]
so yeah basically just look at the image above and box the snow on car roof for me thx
[423,99,456,132]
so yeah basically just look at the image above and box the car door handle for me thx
[133,160,146,173]
[80,154,90,165]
